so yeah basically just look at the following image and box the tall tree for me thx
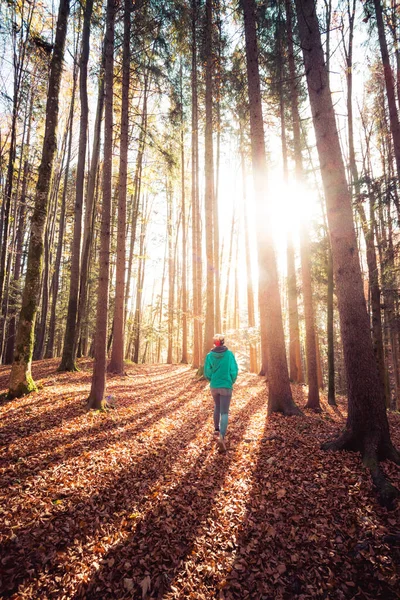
[242,0,300,415]
[295,0,400,507]
[59,0,94,372]
[285,0,320,410]
[282,0,303,384]
[180,63,188,364]
[8,0,70,398]
[108,0,131,374]
[76,44,105,357]
[87,0,116,410]
[202,0,215,360]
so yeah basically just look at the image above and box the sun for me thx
[267,173,321,239]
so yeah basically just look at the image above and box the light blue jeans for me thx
[211,388,232,437]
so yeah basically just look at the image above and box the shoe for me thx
[217,434,226,453]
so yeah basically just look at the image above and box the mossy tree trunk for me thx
[8,0,70,398]
[242,0,301,416]
[295,0,400,508]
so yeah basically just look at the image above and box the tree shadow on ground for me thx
[1,364,204,458]
[225,412,399,600]
[70,388,269,599]
[0,378,212,597]
[2,376,207,489]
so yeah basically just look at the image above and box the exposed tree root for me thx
[384,443,400,466]
[305,404,322,413]
[86,398,112,412]
[269,403,303,417]
[363,453,399,510]
[57,361,79,373]
[285,406,303,416]
[322,429,400,509]
[321,428,357,452]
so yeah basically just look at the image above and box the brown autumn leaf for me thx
[139,575,151,598]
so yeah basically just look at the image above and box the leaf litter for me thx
[0,358,399,599]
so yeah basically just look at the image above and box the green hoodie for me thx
[204,346,238,389]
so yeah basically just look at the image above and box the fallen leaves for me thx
[0,359,399,599]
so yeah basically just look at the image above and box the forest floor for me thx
[0,360,399,600]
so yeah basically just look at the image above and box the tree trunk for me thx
[180,63,188,364]
[59,0,93,372]
[373,0,400,181]
[242,0,300,416]
[4,88,35,364]
[286,0,320,409]
[295,0,400,508]
[108,0,130,374]
[202,0,215,361]
[223,210,235,328]
[327,244,336,405]
[87,0,115,410]
[287,234,303,383]
[191,0,202,369]
[133,200,147,364]
[240,143,257,373]
[8,0,70,398]
[125,77,148,323]
[76,44,105,356]
[300,225,320,409]
[45,91,76,359]
[214,0,222,335]
[167,184,174,364]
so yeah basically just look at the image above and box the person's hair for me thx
[213,333,225,345]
